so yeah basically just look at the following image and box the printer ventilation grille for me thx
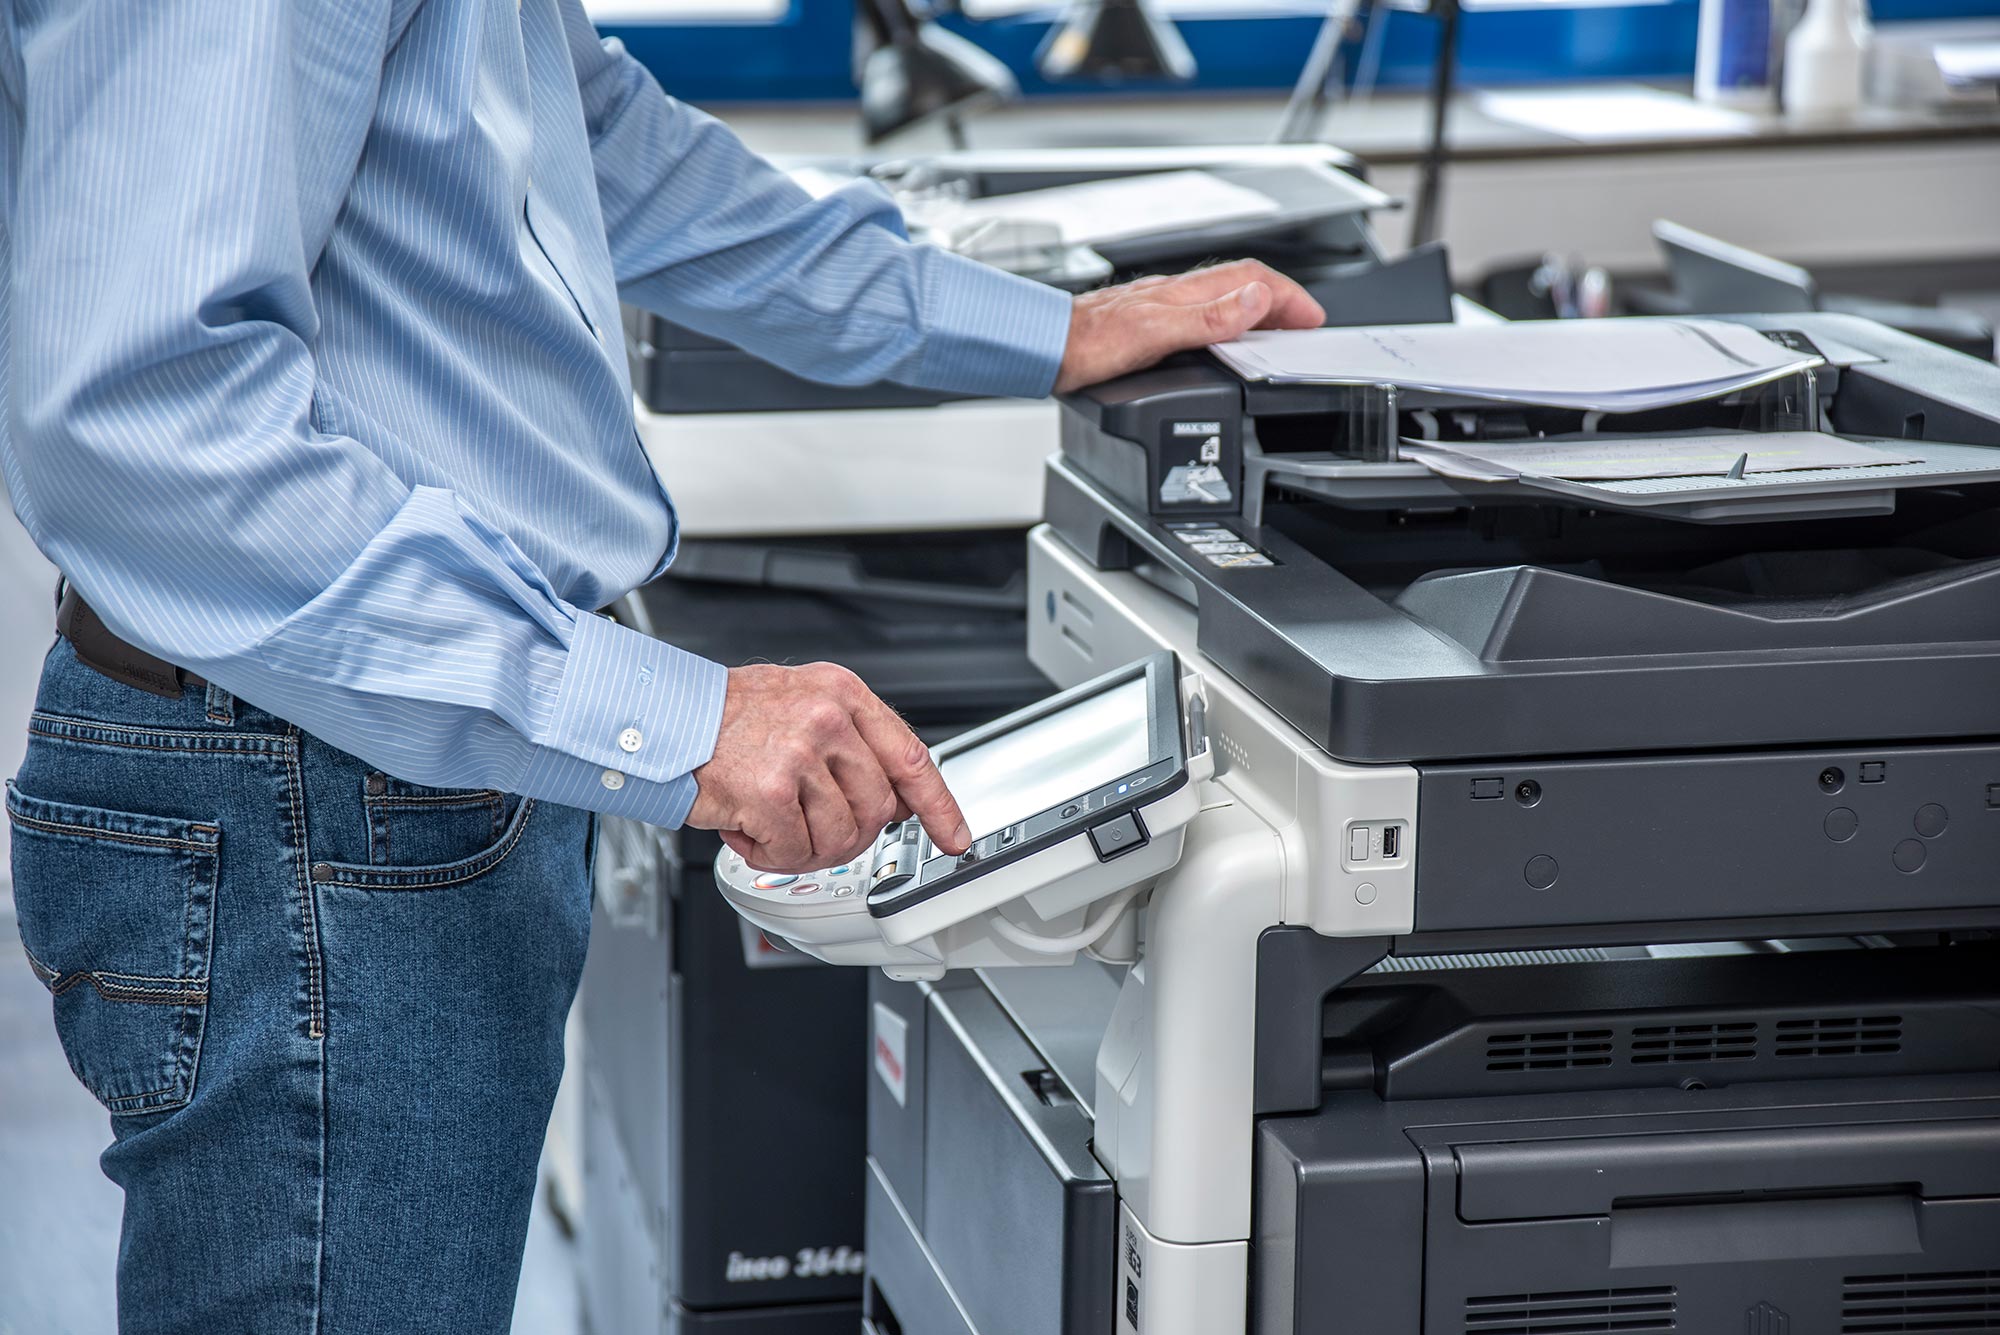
[1631,1020,1758,1065]
[1777,1015,1905,1059]
[1464,1285,1676,1333]
[1485,1029,1614,1072]
[1842,1269,2000,1332]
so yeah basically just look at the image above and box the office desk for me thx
[715,88,2000,276]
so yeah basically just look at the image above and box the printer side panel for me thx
[1413,744,2000,938]
[919,984,1118,1335]
[863,973,1119,1335]
[1252,1108,1426,1335]
[1412,1093,2000,1335]
[1259,1082,2000,1335]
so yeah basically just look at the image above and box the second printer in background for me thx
[578,144,1456,1335]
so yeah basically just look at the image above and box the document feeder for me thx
[1049,313,2000,763]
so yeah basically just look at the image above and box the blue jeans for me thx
[8,637,593,1334]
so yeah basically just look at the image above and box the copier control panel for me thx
[715,652,1205,975]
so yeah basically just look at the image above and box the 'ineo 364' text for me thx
[725,1247,866,1282]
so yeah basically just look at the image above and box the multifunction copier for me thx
[714,313,2000,1334]
[580,146,1459,1335]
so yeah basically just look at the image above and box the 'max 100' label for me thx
[725,1246,865,1283]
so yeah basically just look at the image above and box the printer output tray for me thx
[1504,439,2000,522]
[1250,439,2000,525]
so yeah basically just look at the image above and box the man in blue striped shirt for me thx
[0,0,1320,1327]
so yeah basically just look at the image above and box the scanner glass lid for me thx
[939,675,1153,841]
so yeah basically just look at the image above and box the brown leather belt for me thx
[56,584,207,699]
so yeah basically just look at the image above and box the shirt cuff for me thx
[912,248,1074,399]
[516,611,728,828]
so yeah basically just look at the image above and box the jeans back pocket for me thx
[6,783,219,1116]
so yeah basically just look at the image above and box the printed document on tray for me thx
[940,170,1282,249]
[1210,319,1823,413]
[1400,431,1919,483]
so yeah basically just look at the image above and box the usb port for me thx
[1381,825,1400,859]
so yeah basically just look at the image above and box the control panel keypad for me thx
[726,851,864,906]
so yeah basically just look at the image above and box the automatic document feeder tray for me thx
[1047,312,2000,765]
[715,652,1204,979]
[1246,435,2000,525]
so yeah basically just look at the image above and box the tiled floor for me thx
[0,906,582,1335]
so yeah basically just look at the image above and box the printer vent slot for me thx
[1778,1015,1904,1058]
[1842,1269,2000,1332]
[1485,1029,1614,1072]
[1630,1020,1758,1065]
[1464,1285,1677,1333]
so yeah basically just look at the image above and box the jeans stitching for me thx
[5,808,220,853]
[40,964,206,985]
[20,943,59,986]
[318,800,538,890]
[365,792,505,808]
[29,711,287,754]
[171,840,217,1095]
[281,731,326,1041]
[99,1078,190,1109]
[47,971,209,1005]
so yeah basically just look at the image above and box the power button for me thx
[1088,813,1147,861]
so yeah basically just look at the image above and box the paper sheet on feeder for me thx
[941,170,1283,248]
[1399,431,1920,482]
[1210,319,1824,413]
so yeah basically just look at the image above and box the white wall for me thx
[0,484,57,899]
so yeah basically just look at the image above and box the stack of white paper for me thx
[1210,319,1823,414]
[935,169,1282,250]
[1400,431,1920,484]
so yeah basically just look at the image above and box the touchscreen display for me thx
[939,677,1153,840]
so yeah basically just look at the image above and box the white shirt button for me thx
[618,728,643,753]
[601,768,626,791]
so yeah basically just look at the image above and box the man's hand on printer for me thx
[1056,259,1324,393]
[686,662,972,874]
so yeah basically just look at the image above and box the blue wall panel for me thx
[604,0,2000,104]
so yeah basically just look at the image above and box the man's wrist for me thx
[516,612,728,825]
[913,249,1074,398]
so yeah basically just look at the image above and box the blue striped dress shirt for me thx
[0,0,1073,827]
